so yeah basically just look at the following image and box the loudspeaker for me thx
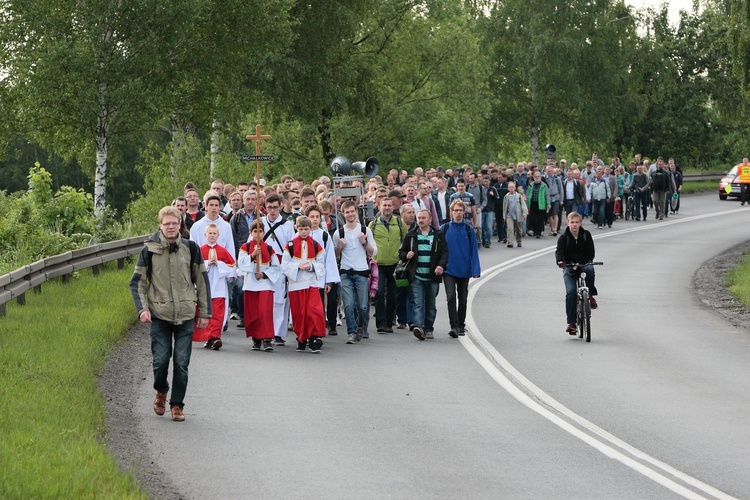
[351,156,379,178]
[330,156,351,176]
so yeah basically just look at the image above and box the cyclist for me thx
[555,211,598,335]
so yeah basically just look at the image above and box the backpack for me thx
[145,237,200,281]
[370,215,405,240]
[440,222,472,240]
[338,223,368,240]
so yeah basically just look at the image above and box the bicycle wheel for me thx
[583,297,592,342]
[578,289,587,339]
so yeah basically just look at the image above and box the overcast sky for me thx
[624,0,700,25]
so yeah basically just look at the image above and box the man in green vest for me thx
[369,197,407,333]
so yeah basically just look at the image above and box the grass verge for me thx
[680,180,716,194]
[727,252,750,307]
[0,264,145,499]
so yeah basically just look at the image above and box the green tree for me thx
[0,0,186,215]
[483,0,640,165]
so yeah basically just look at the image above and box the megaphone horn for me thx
[351,156,379,178]
[330,156,351,176]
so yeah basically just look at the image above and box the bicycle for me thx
[566,262,604,342]
[624,189,636,221]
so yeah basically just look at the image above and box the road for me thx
[135,193,750,499]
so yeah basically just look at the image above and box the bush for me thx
[0,163,128,274]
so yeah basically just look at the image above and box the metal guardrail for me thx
[683,172,724,181]
[0,234,149,317]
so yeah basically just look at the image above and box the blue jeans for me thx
[564,200,579,217]
[150,317,194,408]
[396,286,413,325]
[563,266,596,325]
[410,278,439,332]
[591,199,606,226]
[341,273,369,334]
[229,277,244,320]
[481,211,494,246]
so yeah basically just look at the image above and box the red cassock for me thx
[244,291,274,339]
[241,240,276,340]
[193,297,225,342]
[193,243,234,342]
[289,287,327,341]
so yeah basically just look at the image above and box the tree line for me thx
[0,0,748,217]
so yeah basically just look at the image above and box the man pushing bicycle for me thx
[555,212,598,335]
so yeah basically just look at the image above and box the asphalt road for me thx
[136,193,750,499]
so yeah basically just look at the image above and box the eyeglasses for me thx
[266,205,280,210]
[161,222,180,227]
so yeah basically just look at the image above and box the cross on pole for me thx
[245,125,271,269]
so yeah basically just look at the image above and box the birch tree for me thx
[0,0,183,215]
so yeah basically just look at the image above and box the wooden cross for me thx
[245,124,271,268]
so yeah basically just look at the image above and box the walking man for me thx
[130,206,211,422]
[441,200,481,338]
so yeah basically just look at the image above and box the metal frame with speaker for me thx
[330,156,380,224]
[544,144,557,160]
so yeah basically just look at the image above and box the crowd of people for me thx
[130,152,685,420]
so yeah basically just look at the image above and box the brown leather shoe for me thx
[171,405,185,422]
[153,391,167,416]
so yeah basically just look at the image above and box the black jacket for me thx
[555,227,595,265]
[398,227,449,283]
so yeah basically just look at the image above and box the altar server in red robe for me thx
[237,221,280,352]
[193,224,235,349]
[282,216,327,353]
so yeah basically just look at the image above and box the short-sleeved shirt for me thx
[449,192,476,226]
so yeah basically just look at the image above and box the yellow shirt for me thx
[739,164,750,184]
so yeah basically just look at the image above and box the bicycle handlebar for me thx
[564,262,604,267]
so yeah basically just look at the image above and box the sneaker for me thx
[355,327,364,342]
[251,339,261,351]
[507,244,513,248]
[458,327,466,336]
[413,326,425,341]
[336,317,342,326]
[566,323,577,335]
[597,225,603,229]
[517,242,522,248]
[384,327,394,334]
[229,312,240,320]
[296,340,307,352]
[362,331,369,339]
[346,334,357,344]
[449,328,459,339]
[274,336,286,346]
[203,338,215,349]
[309,336,323,353]
[211,338,222,350]
[424,332,434,340]
[263,340,274,351]
[376,326,387,334]
[237,322,245,329]
[397,323,407,330]
[328,327,338,336]
[153,391,167,416]
[589,297,598,309]
[170,405,185,422]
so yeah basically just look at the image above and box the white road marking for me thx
[464,208,744,499]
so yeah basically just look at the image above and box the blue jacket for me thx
[441,221,481,278]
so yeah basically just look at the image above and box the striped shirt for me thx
[415,232,434,281]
